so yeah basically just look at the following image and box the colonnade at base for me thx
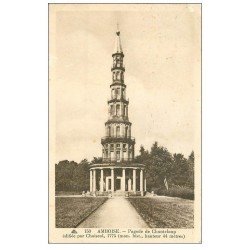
[89,167,146,195]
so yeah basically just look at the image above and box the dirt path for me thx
[77,197,149,228]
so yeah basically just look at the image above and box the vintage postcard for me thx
[49,3,201,243]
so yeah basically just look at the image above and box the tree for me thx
[78,159,91,191]
[55,159,90,193]
[135,142,173,192]
[189,151,194,162]
[186,151,194,188]
[139,145,146,155]
[171,153,189,186]
[135,142,195,194]
[91,157,103,164]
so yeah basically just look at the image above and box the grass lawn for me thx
[128,197,194,228]
[55,197,108,228]
[55,191,82,196]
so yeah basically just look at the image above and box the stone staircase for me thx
[92,190,145,197]
[113,190,127,196]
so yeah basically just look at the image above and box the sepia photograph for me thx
[49,3,201,243]
[3,0,250,249]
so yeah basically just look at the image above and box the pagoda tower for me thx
[89,27,146,196]
[102,27,135,162]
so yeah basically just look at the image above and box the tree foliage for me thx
[135,142,194,194]
[55,159,90,193]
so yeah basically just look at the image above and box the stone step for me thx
[91,190,145,197]
[113,190,127,196]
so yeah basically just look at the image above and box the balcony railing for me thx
[111,66,125,71]
[107,97,129,104]
[101,136,135,144]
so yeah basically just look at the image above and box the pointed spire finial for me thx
[114,23,122,53]
[116,22,120,36]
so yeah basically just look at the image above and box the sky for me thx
[49,4,201,163]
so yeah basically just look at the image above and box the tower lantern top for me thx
[114,24,123,54]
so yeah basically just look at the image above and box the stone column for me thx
[133,168,136,192]
[93,169,96,192]
[90,170,93,192]
[122,168,126,191]
[140,169,143,193]
[144,175,146,192]
[111,168,114,192]
[100,169,104,192]
[105,177,109,191]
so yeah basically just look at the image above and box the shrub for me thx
[154,186,169,196]
[166,185,194,200]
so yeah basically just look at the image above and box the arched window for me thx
[116,57,120,67]
[123,105,126,116]
[116,126,120,137]
[116,151,120,161]
[116,104,120,116]
[116,71,119,80]
[112,89,115,98]
[110,104,114,115]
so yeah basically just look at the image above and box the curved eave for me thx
[112,52,124,57]
[110,82,126,88]
[101,136,135,145]
[105,119,131,126]
[107,98,129,105]
[111,66,125,72]
[90,162,145,170]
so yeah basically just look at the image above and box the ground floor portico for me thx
[89,164,146,196]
